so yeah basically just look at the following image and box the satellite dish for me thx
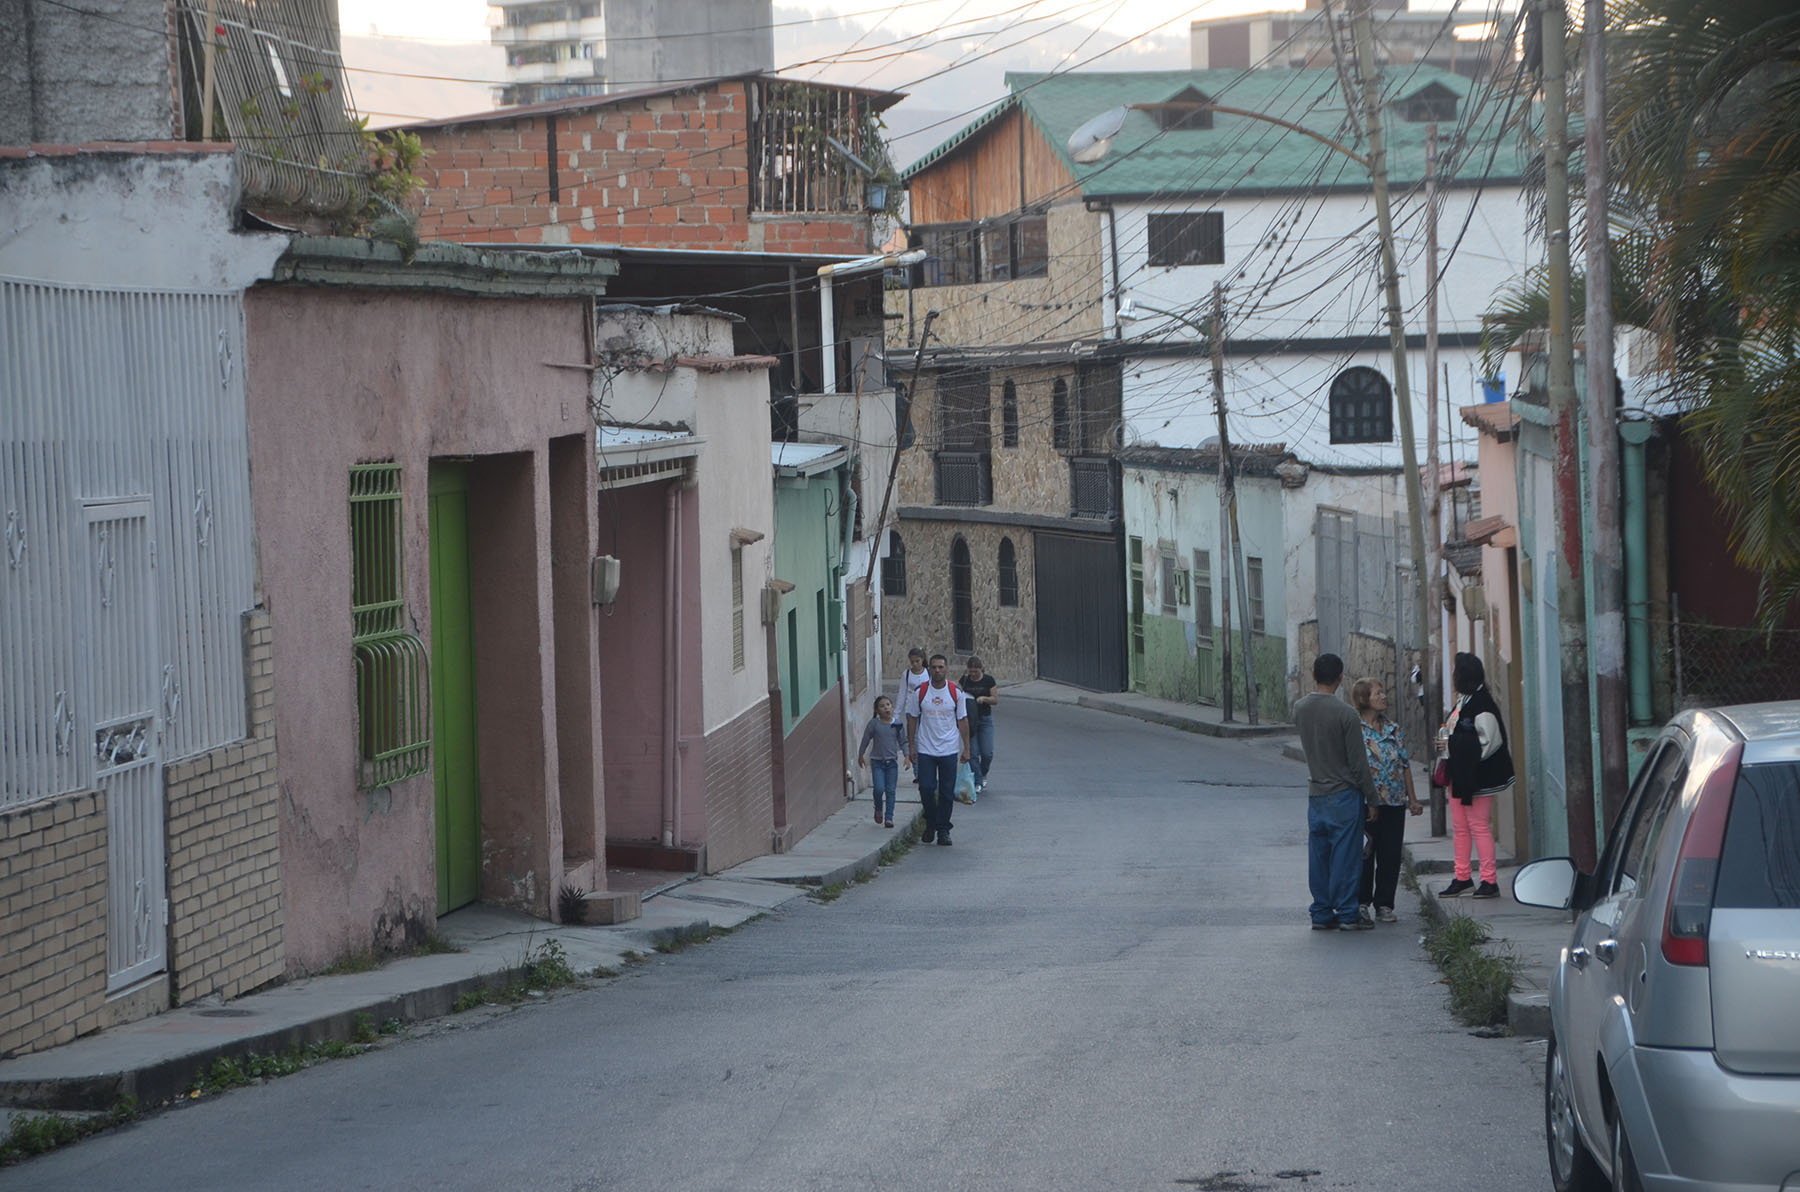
[1067,105,1128,164]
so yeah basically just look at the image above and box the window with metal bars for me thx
[1247,555,1266,634]
[882,531,907,596]
[1328,366,1394,443]
[1193,549,1213,644]
[998,537,1018,607]
[349,463,429,788]
[731,547,746,671]
[1001,379,1019,447]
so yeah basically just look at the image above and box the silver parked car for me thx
[1513,702,1800,1192]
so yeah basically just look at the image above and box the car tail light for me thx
[1661,742,1743,967]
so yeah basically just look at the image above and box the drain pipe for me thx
[662,481,680,848]
[1620,417,1655,724]
[818,250,926,394]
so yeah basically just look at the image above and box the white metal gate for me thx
[84,499,166,991]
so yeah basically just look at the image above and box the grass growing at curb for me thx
[0,1098,137,1166]
[653,918,763,954]
[451,938,581,1012]
[1421,907,1521,1028]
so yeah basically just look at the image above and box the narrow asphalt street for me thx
[14,698,1547,1191]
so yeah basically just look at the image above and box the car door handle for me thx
[1569,946,1590,969]
[1593,939,1618,966]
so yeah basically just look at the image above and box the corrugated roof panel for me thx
[906,66,1528,197]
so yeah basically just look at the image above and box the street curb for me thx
[0,968,526,1112]
[1074,695,1292,740]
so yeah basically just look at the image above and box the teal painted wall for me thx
[773,468,845,736]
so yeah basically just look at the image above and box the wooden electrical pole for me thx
[1585,0,1627,828]
[1425,123,1447,837]
[1212,289,1236,724]
[1349,0,1432,741]
[1543,0,1598,872]
[1215,283,1259,724]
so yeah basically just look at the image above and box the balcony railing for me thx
[1070,456,1116,518]
[934,451,992,507]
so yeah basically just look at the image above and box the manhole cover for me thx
[195,1009,255,1018]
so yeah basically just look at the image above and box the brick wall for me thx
[409,81,873,255]
[164,609,284,1005]
[701,700,775,873]
[779,681,848,844]
[0,792,108,1058]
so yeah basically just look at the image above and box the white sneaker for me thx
[1375,906,1398,923]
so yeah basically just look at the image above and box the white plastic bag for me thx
[954,762,979,805]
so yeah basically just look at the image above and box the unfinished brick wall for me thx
[409,81,873,255]
[0,792,108,1058]
[164,608,284,1005]
[702,700,775,873]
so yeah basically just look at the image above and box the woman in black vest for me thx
[1439,652,1515,898]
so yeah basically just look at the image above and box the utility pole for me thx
[1349,0,1432,743]
[1214,283,1259,724]
[1424,123,1447,837]
[1543,0,1598,872]
[1585,0,1627,827]
[1212,291,1235,724]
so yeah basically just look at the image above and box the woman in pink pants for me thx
[1439,652,1514,899]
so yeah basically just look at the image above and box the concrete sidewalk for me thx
[0,794,924,1119]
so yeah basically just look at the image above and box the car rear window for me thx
[1714,761,1800,909]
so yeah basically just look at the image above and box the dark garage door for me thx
[1035,531,1126,691]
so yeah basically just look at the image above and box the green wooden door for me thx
[429,464,480,914]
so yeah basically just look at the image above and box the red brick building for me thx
[404,74,901,257]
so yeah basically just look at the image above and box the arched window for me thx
[998,537,1019,607]
[1051,378,1071,450]
[1001,379,1019,448]
[1328,366,1393,444]
[881,530,906,597]
[951,536,973,653]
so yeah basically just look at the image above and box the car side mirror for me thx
[1512,857,1577,910]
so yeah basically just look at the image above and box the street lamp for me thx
[1078,0,1435,739]
[1119,289,1258,725]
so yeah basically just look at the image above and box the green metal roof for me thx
[907,66,1530,198]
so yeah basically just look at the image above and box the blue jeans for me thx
[870,759,897,820]
[1308,789,1364,925]
[916,752,958,834]
[970,717,995,785]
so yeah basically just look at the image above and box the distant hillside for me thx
[342,35,501,128]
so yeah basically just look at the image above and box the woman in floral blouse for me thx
[1352,677,1423,923]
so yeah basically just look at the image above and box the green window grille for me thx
[350,462,431,788]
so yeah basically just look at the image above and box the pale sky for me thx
[337,1,1288,45]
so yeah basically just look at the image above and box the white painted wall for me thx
[1123,344,1499,467]
[0,150,286,291]
[1113,185,1527,347]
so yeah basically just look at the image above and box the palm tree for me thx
[1486,1,1800,617]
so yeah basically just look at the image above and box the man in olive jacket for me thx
[1293,653,1379,930]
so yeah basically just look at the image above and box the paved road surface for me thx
[15,698,1548,1191]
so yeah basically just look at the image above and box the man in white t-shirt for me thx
[904,653,970,846]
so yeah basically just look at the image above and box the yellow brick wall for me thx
[164,609,285,1004]
[0,791,109,1058]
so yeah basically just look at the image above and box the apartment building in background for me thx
[489,0,774,105]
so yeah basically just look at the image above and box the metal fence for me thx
[1670,613,1800,709]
